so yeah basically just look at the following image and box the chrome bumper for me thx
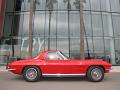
[7,69,16,71]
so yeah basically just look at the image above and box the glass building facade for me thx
[0,0,120,65]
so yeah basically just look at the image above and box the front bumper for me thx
[7,65,16,71]
[105,68,112,73]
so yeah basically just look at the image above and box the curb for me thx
[107,72,120,74]
[0,70,8,72]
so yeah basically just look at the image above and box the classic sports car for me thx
[8,50,112,82]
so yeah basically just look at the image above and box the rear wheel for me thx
[23,66,41,82]
[86,66,104,82]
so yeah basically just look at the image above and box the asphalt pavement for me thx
[0,72,120,90]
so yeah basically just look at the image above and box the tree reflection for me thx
[28,0,40,58]
[46,0,57,50]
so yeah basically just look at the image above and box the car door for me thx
[58,60,83,74]
[43,52,64,74]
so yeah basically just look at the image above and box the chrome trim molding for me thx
[7,69,16,71]
[42,74,86,77]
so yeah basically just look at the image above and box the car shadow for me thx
[40,76,87,82]
[10,74,112,82]
[11,75,87,82]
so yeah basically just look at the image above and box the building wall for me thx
[1,0,120,65]
[0,0,6,38]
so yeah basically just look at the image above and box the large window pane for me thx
[84,37,94,58]
[70,11,80,37]
[58,0,67,10]
[57,38,69,56]
[90,0,100,11]
[45,0,58,11]
[57,11,68,37]
[83,0,90,10]
[22,12,29,36]
[110,0,120,12]
[6,0,16,12]
[70,0,80,11]
[49,11,57,36]
[112,13,120,38]
[70,38,80,59]
[3,14,13,37]
[92,12,103,36]
[50,38,57,50]
[93,37,104,59]
[4,13,24,37]
[101,0,110,11]
[102,13,113,37]
[84,11,92,36]
[104,37,115,64]
[115,39,120,64]
[6,0,23,12]
[32,36,44,57]
[0,37,21,59]
[34,11,46,36]
[35,0,46,10]
[21,0,30,11]
[20,36,44,59]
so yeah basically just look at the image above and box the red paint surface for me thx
[0,0,2,13]
[8,50,112,75]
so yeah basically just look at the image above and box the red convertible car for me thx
[8,50,112,82]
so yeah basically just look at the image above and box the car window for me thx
[46,52,63,60]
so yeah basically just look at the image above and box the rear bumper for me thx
[7,69,16,71]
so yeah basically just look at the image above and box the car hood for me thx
[81,59,111,66]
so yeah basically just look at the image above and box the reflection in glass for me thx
[57,11,68,37]
[70,38,80,59]
[110,0,120,12]
[83,0,90,10]
[93,37,104,59]
[115,39,120,64]
[83,12,92,36]
[100,0,110,11]
[70,11,80,37]
[90,0,100,11]
[50,38,57,50]
[34,12,46,36]
[112,13,120,38]
[92,12,103,36]
[104,38,115,64]
[102,13,113,37]
[84,37,94,58]
[57,38,69,55]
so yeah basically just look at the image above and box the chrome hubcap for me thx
[26,68,37,80]
[91,68,103,81]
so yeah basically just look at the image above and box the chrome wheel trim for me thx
[91,68,103,81]
[25,68,38,80]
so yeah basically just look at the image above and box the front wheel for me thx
[86,66,104,82]
[23,66,41,82]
